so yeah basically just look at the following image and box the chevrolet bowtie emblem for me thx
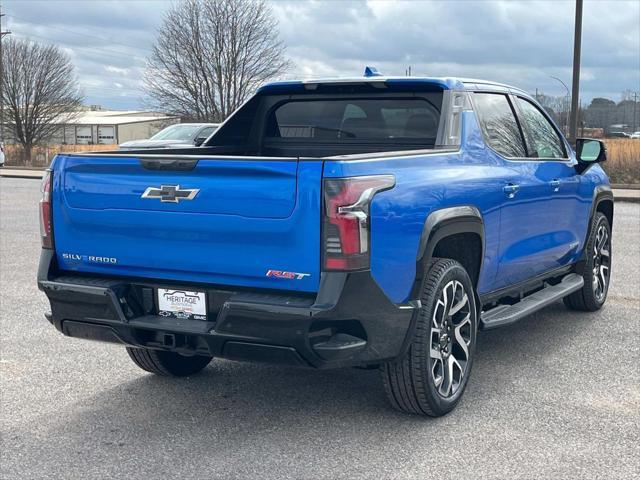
[141,185,200,203]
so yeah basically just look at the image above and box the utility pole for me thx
[1,1,12,142]
[569,0,583,144]
[634,92,638,132]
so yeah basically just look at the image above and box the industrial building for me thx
[49,109,181,145]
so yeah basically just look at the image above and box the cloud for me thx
[2,0,638,109]
[105,66,130,76]
[274,0,640,102]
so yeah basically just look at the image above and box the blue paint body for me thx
[325,111,606,302]
[52,155,323,292]
[49,77,608,303]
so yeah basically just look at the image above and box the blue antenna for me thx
[364,66,382,77]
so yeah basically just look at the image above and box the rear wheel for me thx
[126,347,213,377]
[381,258,477,416]
[564,212,611,311]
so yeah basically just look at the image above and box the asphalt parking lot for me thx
[1,177,638,480]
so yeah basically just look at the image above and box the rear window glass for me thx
[265,97,442,144]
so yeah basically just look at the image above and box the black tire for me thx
[381,258,478,417]
[126,347,213,377]
[564,212,612,312]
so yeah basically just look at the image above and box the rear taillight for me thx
[39,170,54,249]
[322,175,395,271]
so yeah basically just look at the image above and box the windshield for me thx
[151,124,201,141]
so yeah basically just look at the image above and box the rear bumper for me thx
[38,250,418,368]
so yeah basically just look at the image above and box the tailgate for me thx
[52,154,323,292]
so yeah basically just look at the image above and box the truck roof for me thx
[258,75,529,97]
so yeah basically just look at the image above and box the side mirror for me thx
[194,137,206,147]
[575,138,606,174]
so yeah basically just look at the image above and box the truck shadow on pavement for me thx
[34,304,602,457]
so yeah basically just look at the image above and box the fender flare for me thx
[415,206,485,285]
[590,185,614,223]
[580,185,614,261]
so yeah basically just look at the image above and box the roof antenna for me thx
[364,66,382,77]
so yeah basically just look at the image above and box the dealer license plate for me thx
[157,288,207,320]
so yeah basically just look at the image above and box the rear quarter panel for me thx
[323,111,505,303]
[324,110,611,304]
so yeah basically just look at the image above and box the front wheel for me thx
[381,258,477,416]
[564,212,612,312]
[126,347,213,377]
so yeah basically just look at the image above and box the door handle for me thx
[550,179,561,192]
[503,183,520,198]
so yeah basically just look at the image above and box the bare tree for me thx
[1,38,83,164]
[144,0,290,122]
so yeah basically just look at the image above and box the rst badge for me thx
[266,269,311,280]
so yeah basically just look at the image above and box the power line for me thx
[13,33,146,66]
[13,31,149,62]
[6,13,153,54]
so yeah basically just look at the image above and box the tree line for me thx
[536,92,639,134]
[0,0,288,162]
[1,0,637,164]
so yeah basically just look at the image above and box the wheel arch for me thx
[413,206,485,298]
[596,197,613,228]
[581,185,614,262]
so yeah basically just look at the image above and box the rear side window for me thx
[265,97,441,143]
[473,93,526,158]
[514,97,566,159]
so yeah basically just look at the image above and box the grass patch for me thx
[602,139,640,185]
[3,139,639,185]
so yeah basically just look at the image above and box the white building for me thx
[51,109,181,145]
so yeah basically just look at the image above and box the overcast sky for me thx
[3,0,639,110]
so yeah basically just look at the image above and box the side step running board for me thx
[480,273,584,330]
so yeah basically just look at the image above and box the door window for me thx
[515,97,566,159]
[473,93,526,158]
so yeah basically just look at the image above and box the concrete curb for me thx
[612,183,640,190]
[0,169,44,179]
[613,190,640,203]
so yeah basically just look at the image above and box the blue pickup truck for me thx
[38,72,613,416]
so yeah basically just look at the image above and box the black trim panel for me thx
[416,205,484,262]
[580,185,614,262]
[38,250,417,369]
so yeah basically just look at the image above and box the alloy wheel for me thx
[592,223,610,302]
[430,280,472,398]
